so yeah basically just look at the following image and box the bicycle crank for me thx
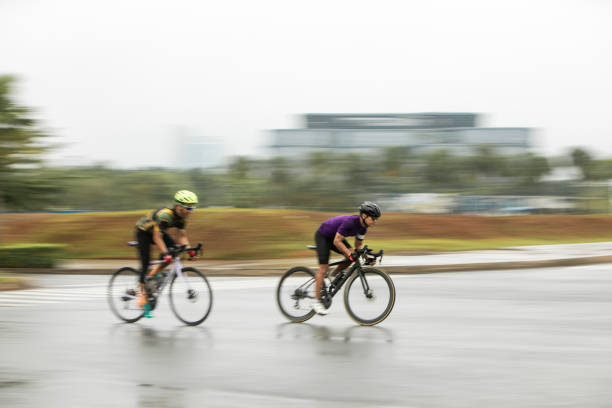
[320,291,332,309]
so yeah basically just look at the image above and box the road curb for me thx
[378,255,612,274]
[2,255,612,277]
[0,277,35,292]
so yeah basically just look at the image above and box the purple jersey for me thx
[317,215,367,240]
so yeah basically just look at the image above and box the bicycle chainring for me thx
[320,290,332,309]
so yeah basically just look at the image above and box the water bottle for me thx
[146,273,163,293]
[153,272,165,289]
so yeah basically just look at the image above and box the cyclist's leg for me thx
[146,232,177,278]
[314,231,331,303]
[136,229,152,284]
[330,239,351,275]
[136,229,153,314]
[315,265,328,299]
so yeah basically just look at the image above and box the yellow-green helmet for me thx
[174,190,198,205]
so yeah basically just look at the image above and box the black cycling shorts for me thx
[135,228,176,283]
[314,230,351,265]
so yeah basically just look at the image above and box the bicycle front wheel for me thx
[344,268,395,326]
[169,267,213,326]
[107,266,144,323]
[276,267,316,323]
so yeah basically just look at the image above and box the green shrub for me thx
[0,244,67,268]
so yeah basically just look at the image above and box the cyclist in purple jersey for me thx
[318,215,368,241]
[312,201,382,315]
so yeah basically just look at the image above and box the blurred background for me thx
[1,0,611,215]
[2,4,612,407]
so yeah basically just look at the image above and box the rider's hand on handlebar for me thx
[188,250,197,260]
[348,251,359,262]
[162,253,172,264]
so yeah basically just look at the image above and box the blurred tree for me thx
[344,153,369,186]
[0,75,59,209]
[308,151,332,175]
[593,159,612,180]
[507,153,551,187]
[228,156,251,180]
[270,156,289,184]
[424,150,462,186]
[571,147,594,180]
[467,145,506,177]
[342,152,373,209]
[226,156,266,208]
[381,146,410,176]
[187,169,226,207]
[262,156,292,207]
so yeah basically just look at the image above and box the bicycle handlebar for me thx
[354,245,383,257]
[168,242,203,257]
[352,245,384,263]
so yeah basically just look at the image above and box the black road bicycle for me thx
[107,242,213,326]
[276,245,395,326]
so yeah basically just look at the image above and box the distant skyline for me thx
[1,0,611,168]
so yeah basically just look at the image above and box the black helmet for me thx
[359,201,382,218]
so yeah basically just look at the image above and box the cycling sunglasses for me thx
[180,203,196,211]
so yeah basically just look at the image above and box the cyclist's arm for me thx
[333,232,353,258]
[354,237,364,250]
[175,228,190,248]
[152,229,169,254]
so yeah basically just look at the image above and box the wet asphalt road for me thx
[1,265,611,407]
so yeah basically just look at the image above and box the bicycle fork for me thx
[357,270,374,298]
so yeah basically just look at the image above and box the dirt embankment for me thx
[2,210,612,259]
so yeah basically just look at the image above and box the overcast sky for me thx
[1,0,611,168]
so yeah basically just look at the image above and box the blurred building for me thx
[269,113,530,157]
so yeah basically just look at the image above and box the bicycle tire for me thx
[168,267,213,326]
[107,266,144,323]
[276,266,317,323]
[343,267,395,326]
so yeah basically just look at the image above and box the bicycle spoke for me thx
[277,267,317,322]
[169,267,213,326]
[344,268,395,326]
[107,267,144,323]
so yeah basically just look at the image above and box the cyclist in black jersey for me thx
[134,190,199,317]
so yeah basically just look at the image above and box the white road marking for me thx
[0,275,403,307]
[0,278,278,308]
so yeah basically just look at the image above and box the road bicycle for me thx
[276,245,395,326]
[107,242,213,326]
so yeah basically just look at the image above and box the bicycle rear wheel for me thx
[276,266,316,323]
[107,267,144,323]
[169,267,213,326]
[343,268,395,326]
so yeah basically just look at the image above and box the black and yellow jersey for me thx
[136,207,186,233]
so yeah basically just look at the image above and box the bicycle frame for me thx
[145,242,203,300]
[322,246,381,299]
[292,258,370,307]
[327,261,376,303]
[148,256,193,300]
[324,259,362,298]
